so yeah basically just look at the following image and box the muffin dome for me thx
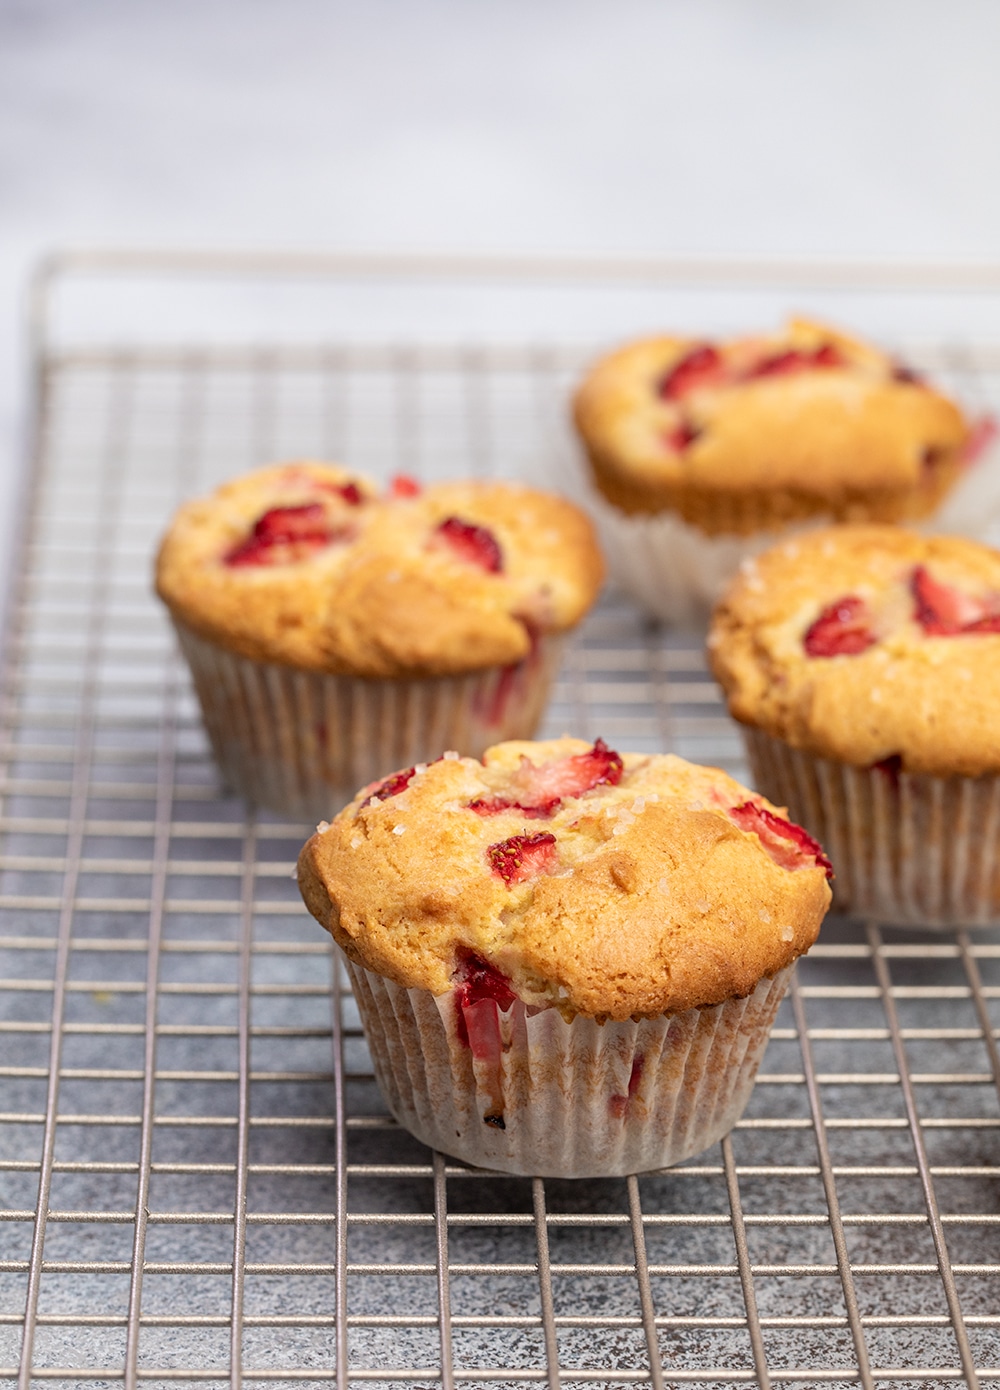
[156,463,604,678]
[709,525,1000,778]
[297,736,831,1021]
[574,318,970,535]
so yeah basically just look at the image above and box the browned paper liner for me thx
[744,726,1000,926]
[174,620,564,820]
[346,955,792,1178]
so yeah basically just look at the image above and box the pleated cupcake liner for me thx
[345,954,793,1178]
[588,471,975,627]
[744,726,1000,927]
[591,500,816,626]
[174,620,564,822]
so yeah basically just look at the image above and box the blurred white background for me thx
[3,0,1000,537]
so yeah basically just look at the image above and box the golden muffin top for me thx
[709,525,1000,776]
[297,737,831,1020]
[573,317,970,532]
[155,463,605,677]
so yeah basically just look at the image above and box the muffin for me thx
[155,463,604,819]
[573,317,975,623]
[709,525,1000,926]
[297,736,831,1177]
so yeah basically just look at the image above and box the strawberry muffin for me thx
[155,463,603,819]
[709,525,1000,925]
[573,317,981,623]
[297,736,831,1177]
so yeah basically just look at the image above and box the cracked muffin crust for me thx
[573,317,971,536]
[297,736,830,1020]
[156,462,604,677]
[709,526,1000,778]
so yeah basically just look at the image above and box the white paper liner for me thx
[592,500,816,626]
[173,621,565,821]
[345,954,792,1178]
[929,432,1000,542]
[589,435,1000,626]
[744,726,1000,927]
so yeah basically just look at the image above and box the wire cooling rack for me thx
[2,253,1000,1390]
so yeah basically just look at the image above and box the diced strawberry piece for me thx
[609,1054,644,1119]
[747,344,844,379]
[484,662,520,729]
[453,951,517,1068]
[468,795,562,819]
[359,765,415,808]
[729,801,833,880]
[454,951,517,1015]
[911,565,1000,636]
[962,613,1000,633]
[812,343,843,368]
[911,565,975,635]
[751,350,800,377]
[507,738,624,809]
[487,831,557,886]
[664,420,702,452]
[253,503,327,543]
[803,596,877,657]
[226,503,333,566]
[313,480,365,506]
[628,1054,644,1096]
[659,344,724,399]
[962,415,999,466]
[436,516,503,573]
[389,474,422,498]
[227,535,317,567]
[476,623,539,729]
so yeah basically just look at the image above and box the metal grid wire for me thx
[2,259,1000,1389]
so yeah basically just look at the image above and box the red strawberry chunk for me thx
[252,503,327,543]
[912,565,980,634]
[436,516,503,573]
[226,504,333,566]
[226,535,310,567]
[747,344,844,379]
[453,950,517,1060]
[316,480,363,506]
[609,1054,644,1119]
[389,474,422,498]
[659,344,725,399]
[508,738,624,808]
[962,613,1000,633]
[487,832,557,886]
[962,415,999,466]
[468,795,561,819]
[912,564,1000,636]
[812,343,843,368]
[359,765,415,808]
[803,596,877,657]
[455,951,517,1014]
[472,741,623,820]
[664,419,701,452]
[729,801,833,879]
